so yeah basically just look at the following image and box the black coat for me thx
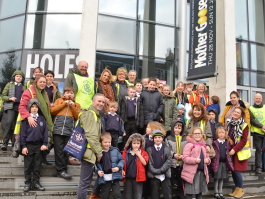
[140,89,164,125]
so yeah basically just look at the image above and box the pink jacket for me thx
[181,136,210,184]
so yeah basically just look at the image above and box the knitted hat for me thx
[152,129,164,138]
[177,104,185,110]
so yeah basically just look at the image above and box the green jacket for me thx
[162,95,178,132]
[80,105,102,164]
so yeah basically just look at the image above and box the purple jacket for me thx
[210,140,234,172]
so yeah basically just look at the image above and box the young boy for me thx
[207,95,221,115]
[120,86,144,145]
[95,132,124,199]
[165,120,186,199]
[208,109,222,140]
[122,133,149,199]
[103,101,125,147]
[134,80,143,97]
[1,70,25,151]
[50,86,81,179]
[20,99,48,192]
[147,129,172,199]
[44,70,61,106]
[177,104,187,124]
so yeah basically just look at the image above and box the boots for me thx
[234,188,244,198]
[228,187,239,197]
[88,193,102,199]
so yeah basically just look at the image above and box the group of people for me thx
[0,61,264,199]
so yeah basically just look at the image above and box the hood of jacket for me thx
[124,133,146,149]
[225,99,246,108]
[27,98,44,115]
[186,136,206,145]
[208,109,219,123]
[170,119,185,137]
[12,70,25,78]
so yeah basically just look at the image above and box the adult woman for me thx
[184,103,212,152]
[189,82,209,108]
[44,70,61,106]
[173,81,189,105]
[97,68,117,113]
[220,91,250,128]
[26,66,43,89]
[114,67,129,104]
[227,107,249,198]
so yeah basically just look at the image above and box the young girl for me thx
[210,127,234,199]
[181,127,211,199]
[122,133,149,199]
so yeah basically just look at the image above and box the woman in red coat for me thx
[227,107,249,198]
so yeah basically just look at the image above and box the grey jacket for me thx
[53,115,75,137]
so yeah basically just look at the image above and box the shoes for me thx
[1,143,7,151]
[42,160,52,165]
[58,171,72,180]
[214,193,220,199]
[88,193,102,199]
[219,193,225,199]
[234,188,244,198]
[33,183,45,191]
[68,156,81,165]
[256,169,262,175]
[228,187,239,197]
[23,183,31,192]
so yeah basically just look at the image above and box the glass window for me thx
[237,89,249,103]
[97,15,136,55]
[0,0,26,19]
[98,0,136,19]
[25,14,81,49]
[0,16,25,52]
[28,0,83,13]
[138,57,175,88]
[0,51,22,92]
[139,23,175,59]
[248,0,265,43]
[251,72,265,88]
[234,0,248,40]
[138,0,175,25]
[237,70,250,86]
[250,44,265,71]
[96,52,135,78]
[236,42,248,69]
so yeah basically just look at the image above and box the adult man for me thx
[249,93,265,174]
[77,93,105,199]
[184,82,194,100]
[141,78,149,88]
[125,70,137,86]
[64,61,95,109]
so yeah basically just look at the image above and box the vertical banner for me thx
[187,0,216,80]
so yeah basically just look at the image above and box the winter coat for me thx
[189,90,209,108]
[47,82,62,104]
[95,147,124,184]
[96,80,117,102]
[181,136,210,184]
[80,105,102,164]
[208,109,222,139]
[114,80,128,104]
[207,104,220,115]
[220,100,250,126]
[162,95,178,132]
[50,97,81,137]
[210,140,234,172]
[2,70,25,110]
[122,133,149,182]
[146,144,172,178]
[140,89,164,125]
[120,96,144,128]
[173,92,189,105]
[165,120,187,168]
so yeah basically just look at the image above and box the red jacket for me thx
[189,90,209,108]
[121,147,149,182]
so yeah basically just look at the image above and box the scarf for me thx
[228,117,244,144]
[34,86,54,133]
[99,80,115,113]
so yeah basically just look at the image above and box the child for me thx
[50,86,81,179]
[1,70,25,151]
[147,129,172,199]
[181,127,211,199]
[103,101,125,147]
[20,99,48,192]
[208,109,222,140]
[161,84,178,133]
[207,95,221,115]
[135,80,143,97]
[120,86,144,146]
[122,133,149,199]
[26,66,43,89]
[95,132,124,199]
[210,127,234,199]
[177,104,187,124]
[165,120,186,199]
[44,70,61,106]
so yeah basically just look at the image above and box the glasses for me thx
[193,133,202,135]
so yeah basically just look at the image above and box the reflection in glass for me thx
[139,23,174,59]
[0,0,26,18]
[25,14,81,49]
[251,72,265,88]
[234,0,248,40]
[0,51,22,92]
[248,0,265,43]
[237,89,248,103]
[237,70,249,86]
[0,16,25,52]
[99,0,136,19]
[236,42,248,69]
[28,0,82,13]
[250,44,265,71]
[97,15,136,55]
[96,52,135,78]
[138,0,175,25]
[138,57,175,88]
